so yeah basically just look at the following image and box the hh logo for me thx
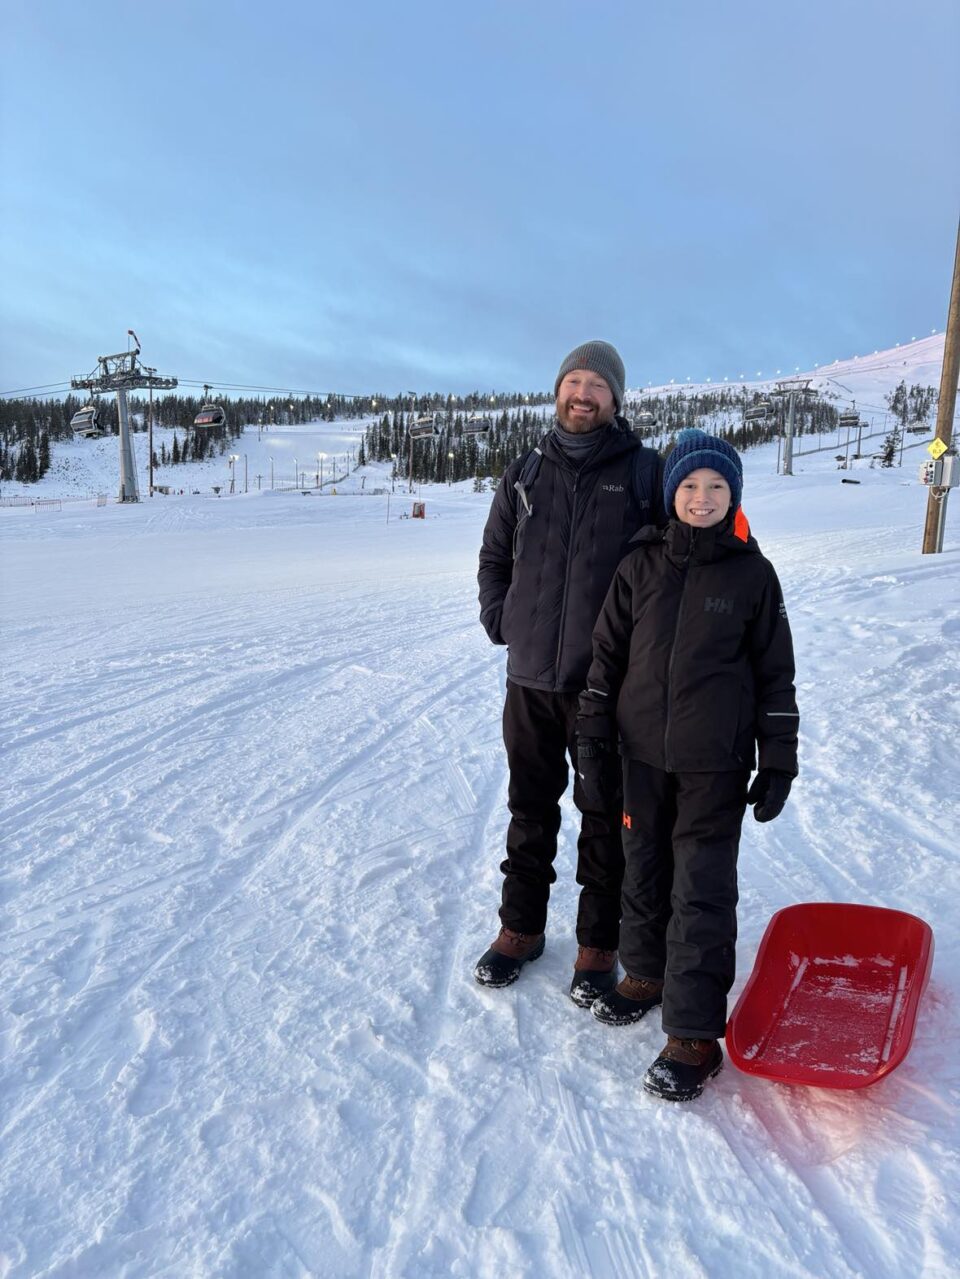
[622,812,632,830]
[704,596,733,615]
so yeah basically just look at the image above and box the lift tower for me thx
[770,379,818,476]
[71,342,177,501]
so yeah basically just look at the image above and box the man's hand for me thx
[747,769,793,822]
[575,735,621,813]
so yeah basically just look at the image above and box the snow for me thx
[1,342,959,1277]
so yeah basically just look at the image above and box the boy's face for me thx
[674,467,732,528]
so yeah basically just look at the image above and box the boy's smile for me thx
[674,467,733,528]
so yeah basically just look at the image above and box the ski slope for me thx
[1,431,958,1277]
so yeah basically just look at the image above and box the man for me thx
[475,340,664,1003]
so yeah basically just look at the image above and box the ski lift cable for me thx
[0,380,72,398]
[174,378,371,399]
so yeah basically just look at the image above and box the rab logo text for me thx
[601,483,625,493]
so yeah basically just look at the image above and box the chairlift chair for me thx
[743,401,774,422]
[194,403,226,429]
[71,404,103,438]
[409,413,442,439]
[633,412,657,429]
[463,414,493,435]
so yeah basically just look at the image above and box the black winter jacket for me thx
[578,516,799,775]
[477,419,664,693]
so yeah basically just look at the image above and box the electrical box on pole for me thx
[71,340,177,502]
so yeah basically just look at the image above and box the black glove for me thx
[575,735,621,813]
[747,769,793,823]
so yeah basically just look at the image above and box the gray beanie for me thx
[554,340,625,413]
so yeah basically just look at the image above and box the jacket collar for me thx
[663,512,758,565]
[541,416,637,471]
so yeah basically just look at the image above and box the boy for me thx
[576,429,798,1101]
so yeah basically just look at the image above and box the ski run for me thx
[1,345,958,1279]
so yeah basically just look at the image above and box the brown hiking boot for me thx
[475,928,545,988]
[569,946,619,1008]
[591,974,663,1025]
[643,1036,723,1101]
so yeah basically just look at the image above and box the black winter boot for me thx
[474,928,545,988]
[591,975,663,1025]
[569,946,619,1008]
[642,1037,723,1101]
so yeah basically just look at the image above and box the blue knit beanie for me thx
[663,429,743,514]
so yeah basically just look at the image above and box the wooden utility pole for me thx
[922,216,960,554]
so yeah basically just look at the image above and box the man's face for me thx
[556,369,616,433]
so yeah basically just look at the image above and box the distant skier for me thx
[475,341,663,999]
[576,430,799,1100]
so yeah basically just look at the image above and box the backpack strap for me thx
[513,445,544,517]
[628,443,662,522]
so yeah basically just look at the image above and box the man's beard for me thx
[556,397,612,433]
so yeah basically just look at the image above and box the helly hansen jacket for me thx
[578,516,799,774]
[477,420,664,693]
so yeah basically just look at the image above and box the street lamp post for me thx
[294,458,299,488]
[270,456,274,490]
[229,454,239,495]
[447,451,454,486]
[408,391,416,493]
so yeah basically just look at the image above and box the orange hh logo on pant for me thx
[622,812,632,830]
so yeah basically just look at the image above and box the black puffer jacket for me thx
[478,420,663,693]
[579,516,799,774]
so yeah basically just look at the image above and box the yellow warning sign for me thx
[928,438,947,460]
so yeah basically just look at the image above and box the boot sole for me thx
[474,936,545,988]
[569,973,618,1009]
[591,996,662,1026]
[642,1056,723,1102]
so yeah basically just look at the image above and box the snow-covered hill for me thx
[1,416,958,1274]
[4,333,949,504]
[635,332,947,410]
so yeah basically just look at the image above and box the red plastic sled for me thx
[726,903,934,1089]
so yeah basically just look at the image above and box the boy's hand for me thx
[575,736,621,813]
[747,769,793,822]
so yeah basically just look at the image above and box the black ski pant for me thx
[498,681,623,948]
[620,760,750,1040]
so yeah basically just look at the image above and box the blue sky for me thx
[2,0,958,397]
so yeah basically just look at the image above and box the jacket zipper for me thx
[663,530,696,769]
[554,469,581,688]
